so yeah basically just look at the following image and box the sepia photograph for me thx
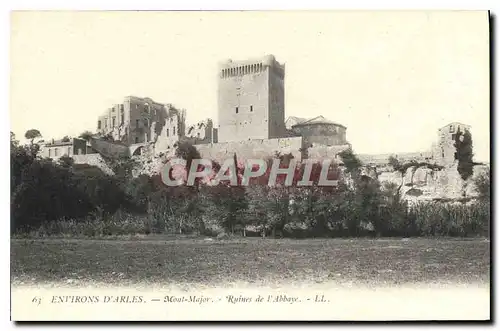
[9,9,491,321]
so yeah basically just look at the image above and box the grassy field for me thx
[10,237,490,288]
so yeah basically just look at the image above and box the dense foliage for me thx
[11,133,490,238]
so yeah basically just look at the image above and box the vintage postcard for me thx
[10,10,491,321]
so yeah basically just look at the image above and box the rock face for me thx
[373,162,489,203]
[75,141,489,204]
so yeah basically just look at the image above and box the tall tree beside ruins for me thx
[24,129,42,145]
[454,128,474,181]
[79,130,94,142]
[454,128,474,198]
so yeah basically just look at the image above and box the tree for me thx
[474,168,490,202]
[101,133,114,142]
[24,129,42,145]
[174,140,201,171]
[11,152,94,232]
[454,128,474,181]
[10,132,18,149]
[58,155,74,168]
[102,155,139,185]
[388,155,406,193]
[338,147,362,175]
[61,136,71,142]
[388,156,401,171]
[79,130,94,142]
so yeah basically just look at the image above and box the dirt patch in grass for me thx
[10,238,490,288]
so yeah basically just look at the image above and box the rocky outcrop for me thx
[372,162,489,203]
[74,139,489,204]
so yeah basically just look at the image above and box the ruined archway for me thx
[132,146,144,156]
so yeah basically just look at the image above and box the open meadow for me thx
[11,237,490,288]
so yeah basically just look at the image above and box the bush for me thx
[407,201,489,237]
[11,136,490,239]
[23,211,156,238]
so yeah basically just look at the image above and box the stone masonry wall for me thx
[217,55,285,143]
[306,144,351,163]
[195,136,303,164]
[72,154,114,175]
[89,138,130,158]
[295,124,347,147]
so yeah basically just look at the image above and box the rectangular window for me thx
[48,149,51,157]
[54,148,59,157]
[166,128,169,137]
[135,137,139,143]
[173,127,176,135]
[250,105,253,112]
[136,119,140,128]
[451,134,456,140]
[112,117,116,127]
[120,104,124,111]
[236,107,239,114]
[120,115,124,125]
[98,121,101,129]
[67,147,71,155]
[449,125,453,133]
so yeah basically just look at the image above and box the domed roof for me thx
[292,115,346,129]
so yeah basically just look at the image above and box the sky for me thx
[10,10,490,162]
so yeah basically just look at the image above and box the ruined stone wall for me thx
[375,162,488,203]
[194,136,303,164]
[72,154,114,175]
[358,151,434,166]
[153,112,185,155]
[185,119,215,144]
[434,123,472,166]
[96,96,172,145]
[295,124,348,147]
[126,97,168,144]
[89,138,130,158]
[306,144,351,163]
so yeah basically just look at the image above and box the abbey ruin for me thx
[40,54,488,202]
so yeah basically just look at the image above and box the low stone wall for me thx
[194,137,303,163]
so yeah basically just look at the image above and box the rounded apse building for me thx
[291,115,347,147]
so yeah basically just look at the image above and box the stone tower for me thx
[217,54,286,143]
[433,122,472,166]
